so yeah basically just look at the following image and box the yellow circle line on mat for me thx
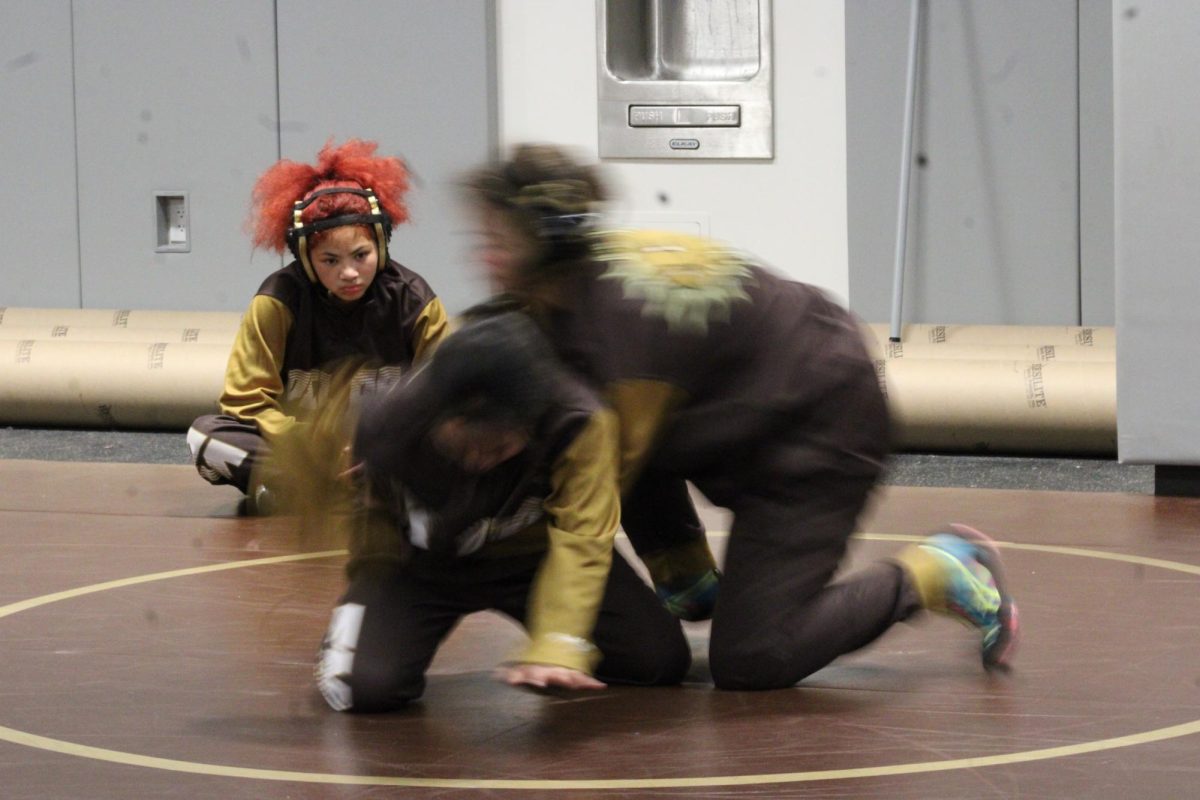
[0,550,348,620]
[0,535,1197,790]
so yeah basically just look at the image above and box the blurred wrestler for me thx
[315,310,690,709]
[458,144,1019,690]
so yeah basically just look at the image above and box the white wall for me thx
[277,0,496,314]
[1114,0,1200,465]
[495,0,850,300]
[71,0,278,310]
[0,1,494,312]
[846,0,1093,327]
[1,0,81,307]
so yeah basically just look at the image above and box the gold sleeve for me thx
[605,379,688,494]
[411,297,451,363]
[518,409,621,673]
[607,380,716,590]
[218,295,296,440]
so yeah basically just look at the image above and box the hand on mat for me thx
[500,664,605,692]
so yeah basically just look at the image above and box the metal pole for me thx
[889,0,923,343]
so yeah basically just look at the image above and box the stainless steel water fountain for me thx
[597,0,774,159]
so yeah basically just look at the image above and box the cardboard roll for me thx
[0,339,226,429]
[0,310,1120,455]
[861,337,1114,363]
[866,322,1115,349]
[877,357,1116,455]
[0,325,235,344]
[0,307,242,332]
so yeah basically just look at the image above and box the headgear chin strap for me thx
[285,186,392,283]
[535,211,600,242]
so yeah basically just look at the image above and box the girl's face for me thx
[431,416,529,474]
[475,206,538,293]
[309,225,379,303]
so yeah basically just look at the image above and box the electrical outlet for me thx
[167,197,187,244]
[155,192,190,252]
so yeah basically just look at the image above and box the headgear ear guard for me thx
[500,163,601,246]
[533,209,600,242]
[285,186,392,283]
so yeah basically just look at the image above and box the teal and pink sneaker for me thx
[657,568,721,622]
[899,523,1020,669]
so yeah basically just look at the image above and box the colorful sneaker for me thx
[657,568,721,622]
[898,524,1019,669]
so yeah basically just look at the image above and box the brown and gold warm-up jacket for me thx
[540,229,888,506]
[219,259,448,439]
[353,366,620,674]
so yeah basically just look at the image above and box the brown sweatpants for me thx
[624,357,921,690]
[317,549,692,712]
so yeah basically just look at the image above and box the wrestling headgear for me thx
[285,186,392,282]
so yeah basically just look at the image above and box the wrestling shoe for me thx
[897,524,1019,669]
[657,568,721,622]
[239,481,277,517]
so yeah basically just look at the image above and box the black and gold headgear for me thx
[285,186,392,282]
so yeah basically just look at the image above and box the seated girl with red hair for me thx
[187,139,449,511]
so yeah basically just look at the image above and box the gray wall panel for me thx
[1,0,81,307]
[72,0,279,310]
[1079,0,1115,326]
[278,0,497,315]
[847,0,1087,327]
[1114,1,1200,464]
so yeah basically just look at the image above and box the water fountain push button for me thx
[628,105,741,127]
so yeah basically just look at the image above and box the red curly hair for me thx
[249,139,410,253]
